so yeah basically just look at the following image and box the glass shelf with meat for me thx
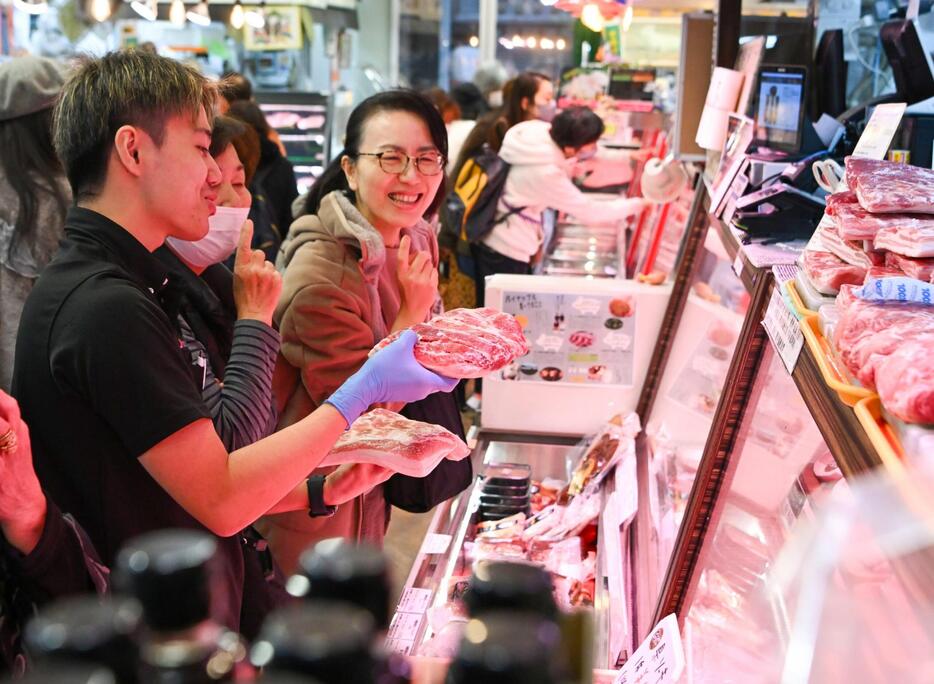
[391,418,641,676]
[655,344,934,681]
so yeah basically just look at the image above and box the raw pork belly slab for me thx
[322,409,470,478]
[820,224,879,269]
[832,289,934,422]
[845,157,934,214]
[827,193,934,242]
[372,307,530,378]
[884,251,934,282]
[874,223,934,258]
[875,336,934,425]
[825,191,858,214]
[803,250,867,294]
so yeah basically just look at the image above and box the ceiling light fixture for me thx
[229,0,244,29]
[130,0,157,21]
[187,0,211,26]
[169,0,186,26]
[90,0,111,22]
[13,0,49,14]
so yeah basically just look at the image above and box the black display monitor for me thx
[753,65,808,153]
[814,29,847,118]
[880,19,934,105]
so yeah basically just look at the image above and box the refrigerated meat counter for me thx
[388,428,637,684]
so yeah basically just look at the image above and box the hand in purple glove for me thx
[326,330,457,425]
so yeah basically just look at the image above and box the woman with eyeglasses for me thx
[259,90,461,573]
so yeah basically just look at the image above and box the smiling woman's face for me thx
[341,109,444,237]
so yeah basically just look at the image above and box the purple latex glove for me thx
[325,330,457,425]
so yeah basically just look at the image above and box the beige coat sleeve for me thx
[277,249,375,408]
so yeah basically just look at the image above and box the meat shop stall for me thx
[388,5,934,683]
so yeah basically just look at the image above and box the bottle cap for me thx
[448,611,561,684]
[24,596,141,681]
[251,600,375,683]
[464,561,558,619]
[116,529,216,631]
[294,538,391,630]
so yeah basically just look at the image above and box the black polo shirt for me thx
[11,207,245,630]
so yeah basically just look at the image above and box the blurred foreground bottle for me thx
[116,529,247,683]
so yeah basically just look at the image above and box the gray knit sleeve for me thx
[205,319,281,451]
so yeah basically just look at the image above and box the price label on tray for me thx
[762,286,804,374]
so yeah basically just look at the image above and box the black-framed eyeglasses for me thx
[356,151,446,176]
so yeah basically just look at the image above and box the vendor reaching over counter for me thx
[472,107,646,306]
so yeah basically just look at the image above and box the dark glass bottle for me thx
[293,539,391,630]
[251,600,375,684]
[115,529,246,683]
[291,539,410,684]
[24,595,142,682]
[446,611,563,684]
[463,561,559,619]
[6,662,117,684]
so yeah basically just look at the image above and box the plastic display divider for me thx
[650,270,773,629]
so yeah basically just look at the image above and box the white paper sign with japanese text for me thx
[613,613,685,684]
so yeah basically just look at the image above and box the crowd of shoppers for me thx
[0,49,642,678]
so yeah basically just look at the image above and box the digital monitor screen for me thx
[754,67,806,152]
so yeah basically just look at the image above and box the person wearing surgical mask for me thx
[157,115,283,456]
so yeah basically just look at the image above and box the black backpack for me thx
[443,144,527,246]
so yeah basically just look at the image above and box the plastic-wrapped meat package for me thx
[884,251,934,281]
[874,222,934,258]
[875,334,934,424]
[829,200,934,242]
[370,307,529,378]
[802,250,867,294]
[845,157,934,214]
[322,408,470,477]
[820,223,879,269]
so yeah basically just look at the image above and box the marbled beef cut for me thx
[321,408,470,477]
[845,157,934,214]
[371,307,529,378]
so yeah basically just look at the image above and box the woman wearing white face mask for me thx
[157,115,283,454]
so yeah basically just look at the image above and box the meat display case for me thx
[631,183,934,680]
[391,430,625,684]
[254,91,330,196]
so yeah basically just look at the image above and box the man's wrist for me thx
[307,475,337,517]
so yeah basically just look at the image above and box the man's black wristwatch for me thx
[307,475,337,518]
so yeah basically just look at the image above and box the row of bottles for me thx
[9,531,590,683]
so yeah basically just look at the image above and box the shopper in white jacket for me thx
[473,107,645,305]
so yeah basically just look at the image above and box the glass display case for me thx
[390,428,637,680]
[255,91,330,195]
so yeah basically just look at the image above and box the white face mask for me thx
[166,205,250,268]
